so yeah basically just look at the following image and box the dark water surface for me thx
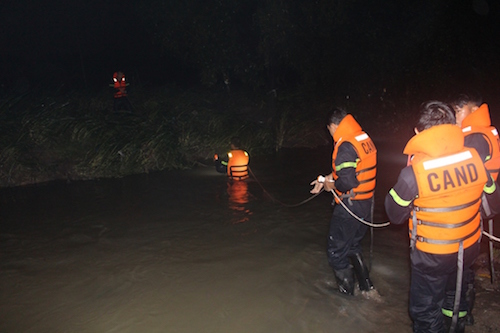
[0,136,497,333]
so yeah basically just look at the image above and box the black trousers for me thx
[113,97,133,112]
[326,199,371,271]
[409,242,480,333]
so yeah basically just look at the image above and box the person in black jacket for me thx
[310,108,378,298]
[385,101,500,333]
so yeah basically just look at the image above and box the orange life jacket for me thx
[405,124,488,255]
[331,114,377,201]
[461,103,500,181]
[227,149,249,180]
[112,72,128,98]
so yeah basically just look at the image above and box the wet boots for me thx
[333,253,373,295]
[334,267,355,295]
[443,315,466,333]
[350,252,374,291]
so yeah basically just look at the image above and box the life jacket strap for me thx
[449,241,465,331]
[358,176,376,185]
[414,224,480,245]
[351,189,375,196]
[229,164,249,180]
[487,167,500,174]
[415,197,480,213]
[338,191,355,206]
[410,212,418,250]
[417,211,478,228]
[356,165,376,175]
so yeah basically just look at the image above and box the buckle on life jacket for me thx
[410,212,418,250]
[339,191,356,206]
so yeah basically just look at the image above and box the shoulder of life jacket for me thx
[332,132,377,201]
[409,148,489,254]
[227,150,249,180]
[462,125,500,181]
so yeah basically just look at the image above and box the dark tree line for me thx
[1,0,498,95]
[140,0,498,96]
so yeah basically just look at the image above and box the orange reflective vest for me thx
[112,72,128,98]
[332,114,377,201]
[227,149,249,180]
[405,124,488,254]
[461,103,500,181]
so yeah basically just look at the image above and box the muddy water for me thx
[0,137,497,333]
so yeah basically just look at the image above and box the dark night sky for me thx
[1,0,499,95]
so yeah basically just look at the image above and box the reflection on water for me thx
[227,180,252,224]
[4,141,495,333]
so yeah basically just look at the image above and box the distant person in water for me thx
[214,137,249,180]
[110,71,133,112]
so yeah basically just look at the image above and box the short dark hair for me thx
[230,136,242,148]
[415,101,456,132]
[326,107,347,126]
[450,92,482,109]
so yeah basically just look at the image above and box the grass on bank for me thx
[0,87,328,187]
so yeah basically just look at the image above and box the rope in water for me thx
[248,167,390,227]
[248,166,323,207]
[249,167,500,241]
[329,190,391,228]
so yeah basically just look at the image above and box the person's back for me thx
[111,71,133,112]
[385,101,500,333]
[406,123,487,254]
[112,71,128,98]
[214,137,249,180]
[226,148,249,180]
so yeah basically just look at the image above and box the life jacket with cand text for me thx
[331,114,377,201]
[406,124,489,255]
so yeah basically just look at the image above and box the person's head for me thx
[450,92,482,127]
[414,101,456,133]
[230,136,242,149]
[113,71,125,82]
[326,107,347,138]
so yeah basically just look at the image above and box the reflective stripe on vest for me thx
[113,73,128,98]
[332,132,377,201]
